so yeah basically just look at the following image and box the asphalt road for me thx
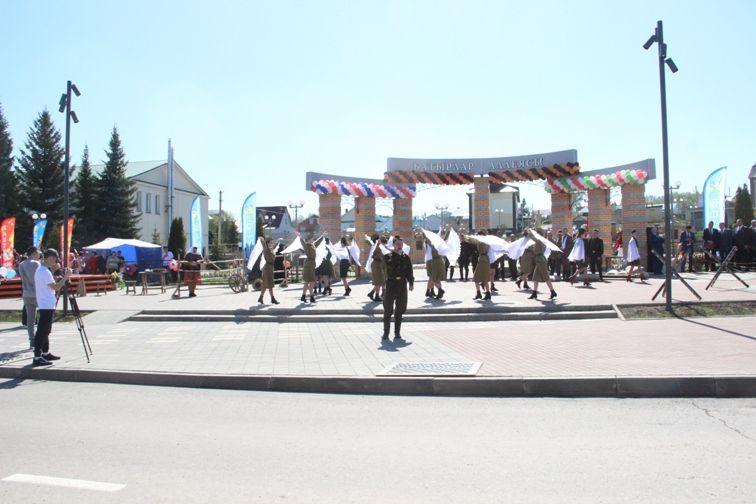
[2,379,755,503]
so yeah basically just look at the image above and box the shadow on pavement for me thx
[675,315,756,342]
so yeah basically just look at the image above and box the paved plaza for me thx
[1,270,755,396]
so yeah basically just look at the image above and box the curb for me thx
[1,366,755,397]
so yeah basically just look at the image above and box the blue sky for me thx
[2,0,755,220]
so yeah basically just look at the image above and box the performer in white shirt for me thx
[626,229,644,282]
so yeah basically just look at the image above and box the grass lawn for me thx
[618,301,756,319]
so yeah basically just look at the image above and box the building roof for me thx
[90,159,209,197]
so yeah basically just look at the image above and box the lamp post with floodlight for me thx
[644,21,678,312]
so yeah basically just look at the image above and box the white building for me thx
[92,159,210,252]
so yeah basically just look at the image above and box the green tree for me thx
[71,146,98,247]
[168,217,187,259]
[0,102,18,220]
[151,227,161,245]
[94,127,139,239]
[209,210,241,259]
[16,110,65,250]
[735,184,755,222]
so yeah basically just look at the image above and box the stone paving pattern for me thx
[0,270,755,379]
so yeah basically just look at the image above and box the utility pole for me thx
[217,190,223,257]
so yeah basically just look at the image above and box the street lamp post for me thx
[288,200,304,228]
[644,20,678,312]
[435,203,448,229]
[58,80,81,315]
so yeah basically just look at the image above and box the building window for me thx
[155,194,160,215]
[136,191,142,212]
[146,193,152,213]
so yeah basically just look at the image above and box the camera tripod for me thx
[68,295,92,363]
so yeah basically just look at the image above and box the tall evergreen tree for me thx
[94,127,139,238]
[16,110,65,250]
[735,184,755,222]
[0,102,18,220]
[72,145,98,247]
[168,217,187,258]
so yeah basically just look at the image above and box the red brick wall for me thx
[473,176,490,230]
[587,189,613,256]
[550,192,572,232]
[354,197,376,267]
[319,194,341,242]
[621,184,648,266]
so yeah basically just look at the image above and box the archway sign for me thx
[306,152,655,266]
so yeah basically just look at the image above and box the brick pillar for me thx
[354,196,375,270]
[621,184,647,266]
[393,198,417,262]
[319,193,341,242]
[473,176,490,230]
[551,192,572,232]
[587,188,613,258]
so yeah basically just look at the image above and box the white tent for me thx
[83,238,161,250]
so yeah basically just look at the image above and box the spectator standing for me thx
[648,226,665,275]
[679,225,696,273]
[719,222,733,262]
[19,246,41,348]
[702,221,720,272]
[33,249,71,366]
[587,229,605,281]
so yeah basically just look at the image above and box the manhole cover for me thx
[378,362,482,376]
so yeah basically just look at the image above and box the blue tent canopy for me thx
[83,238,162,270]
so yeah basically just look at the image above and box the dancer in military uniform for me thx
[367,234,387,302]
[300,234,323,303]
[526,228,558,300]
[424,238,446,299]
[257,237,279,305]
[382,236,414,343]
[464,231,491,300]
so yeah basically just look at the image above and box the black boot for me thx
[523,282,530,290]
[368,291,374,301]
[436,288,445,300]
[425,289,430,297]
[550,290,557,299]
[528,291,537,299]
[474,291,482,300]
[310,295,316,303]
[344,286,351,296]
[271,296,279,305]
[258,295,264,305]
[301,294,307,303]
[515,279,522,289]
[483,291,491,301]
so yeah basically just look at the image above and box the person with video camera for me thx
[33,249,71,366]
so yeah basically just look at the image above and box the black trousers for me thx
[34,309,54,357]
[589,254,603,279]
[458,260,470,280]
[383,280,408,336]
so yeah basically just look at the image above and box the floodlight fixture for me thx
[71,83,81,96]
[70,110,79,123]
[58,94,67,113]
[643,34,657,50]
[666,58,679,73]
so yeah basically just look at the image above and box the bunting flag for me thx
[33,218,48,248]
[59,218,74,265]
[1,217,16,268]
[545,169,648,193]
[311,179,415,198]
[241,192,257,260]
[488,162,581,183]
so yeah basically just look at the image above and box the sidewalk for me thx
[1,271,755,397]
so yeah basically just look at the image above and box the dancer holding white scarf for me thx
[626,229,644,282]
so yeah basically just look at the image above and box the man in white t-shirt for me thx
[33,249,71,366]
